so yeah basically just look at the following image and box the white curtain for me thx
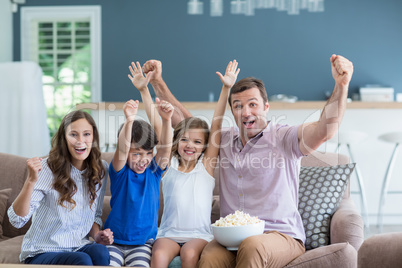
[0,61,50,157]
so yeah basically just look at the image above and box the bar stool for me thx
[377,132,402,232]
[331,131,370,228]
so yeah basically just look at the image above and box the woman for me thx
[8,110,113,265]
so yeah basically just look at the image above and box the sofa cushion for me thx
[101,195,112,227]
[0,188,12,239]
[298,164,355,250]
[285,242,357,267]
[0,235,24,264]
[0,153,31,238]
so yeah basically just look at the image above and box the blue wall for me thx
[13,0,402,101]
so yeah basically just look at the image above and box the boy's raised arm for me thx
[154,98,174,170]
[112,100,138,172]
[128,61,162,139]
[203,60,240,176]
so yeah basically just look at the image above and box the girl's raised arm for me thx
[203,60,240,176]
[154,98,174,170]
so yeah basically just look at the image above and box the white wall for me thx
[0,0,12,62]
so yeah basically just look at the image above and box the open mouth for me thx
[136,164,147,171]
[184,150,195,156]
[243,120,255,128]
[74,147,87,154]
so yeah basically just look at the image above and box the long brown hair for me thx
[47,110,105,210]
[171,117,210,163]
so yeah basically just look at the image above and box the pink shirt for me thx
[219,122,306,242]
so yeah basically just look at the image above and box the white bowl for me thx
[211,221,265,250]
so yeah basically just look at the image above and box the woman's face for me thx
[177,129,206,164]
[65,118,94,170]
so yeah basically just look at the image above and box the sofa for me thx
[358,232,402,268]
[0,151,364,267]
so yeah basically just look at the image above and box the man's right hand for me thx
[142,60,162,83]
[26,157,42,183]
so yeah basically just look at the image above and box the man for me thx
[142,55,353,267]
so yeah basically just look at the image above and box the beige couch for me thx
[0,151,364,267]
[358,232,402,268]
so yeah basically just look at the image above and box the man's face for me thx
[230,87,269,142]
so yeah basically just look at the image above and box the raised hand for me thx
[156,98,174,121]
[216,60,240,88]
[330,55,354,88]
[142,60,162,83]
[95,228,114,245]
[128,61,150,91]
[26,157,42,183]
[123,100,139,120]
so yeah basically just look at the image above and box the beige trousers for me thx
[198,231,305,268]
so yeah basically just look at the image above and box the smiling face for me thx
[127,146,154,174]
[177,129,206,164]
[65,118,94,170]
[231,87,269,144]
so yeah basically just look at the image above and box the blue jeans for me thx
[25,243,110,266]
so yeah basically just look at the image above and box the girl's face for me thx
[177,129,206,164]
[65,118,94,170]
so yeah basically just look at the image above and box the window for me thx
[21,6,101,136]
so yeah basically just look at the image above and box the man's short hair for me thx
[118,120,158,151]
[228,77,268,108]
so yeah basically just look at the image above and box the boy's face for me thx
[127,146,154,174]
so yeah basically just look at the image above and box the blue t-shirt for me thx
[105,157,165,245]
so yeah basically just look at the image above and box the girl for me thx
[132,60,240,268]
[8,110,114,266]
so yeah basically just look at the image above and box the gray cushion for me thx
[0,235,24,263]
[298,164,355,250]
[168,256,182,268]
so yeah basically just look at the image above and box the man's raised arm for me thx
[142,60,192,128]
[298,54,354,155]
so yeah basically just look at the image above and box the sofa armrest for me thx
[330,197,364,251]
[101,196,111,228]
[210,195,220,224]
[358,232,402,268]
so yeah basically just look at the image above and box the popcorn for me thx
[213,210,262,227]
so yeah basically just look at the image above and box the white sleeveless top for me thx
[156,156,215,242]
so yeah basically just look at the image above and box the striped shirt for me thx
[8,158,108,262]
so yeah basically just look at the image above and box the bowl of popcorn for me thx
[211,210,265,250]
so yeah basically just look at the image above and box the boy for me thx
[105,96,173,267]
